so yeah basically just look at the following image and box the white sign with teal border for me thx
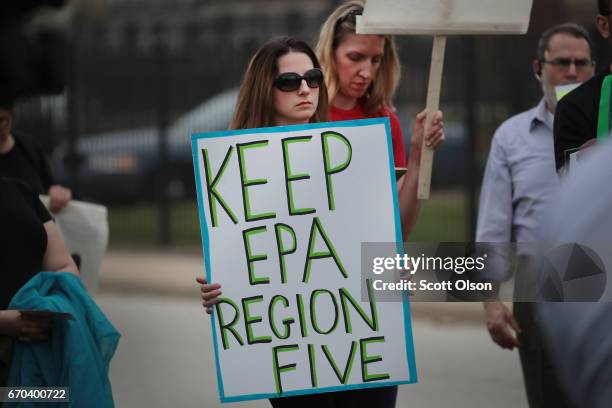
[191,118,417,402]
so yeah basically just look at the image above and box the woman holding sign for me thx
[198,36,337,407]
[198,34,443,407]
[317,0,445,238]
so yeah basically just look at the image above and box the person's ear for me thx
[532,59,542,81]
[0,110,13,137]
[596,14,610,39]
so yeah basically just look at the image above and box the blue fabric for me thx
[7,272,120,408]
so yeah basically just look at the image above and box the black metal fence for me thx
[12,0,602,247]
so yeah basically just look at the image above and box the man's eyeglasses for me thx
[273,68,324,92]
[541,58,595,71]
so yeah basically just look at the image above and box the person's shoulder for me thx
[559,70,606,108]
[494,106,537,140]
[14,132,44,150]
[376,106,401,127]
[377,105,398,119]
[12,132,45,160]
[574,69,606,93]
[378,106,404,137]
[554,73,603,131]
[487,105,544,157]
[0,176,35,198]
[1,176,52,221]
[12,132,32,148]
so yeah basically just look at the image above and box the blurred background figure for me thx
[1,1,75,386]
[0,98,72,213]
[537,138,612,408]
[477,23,594,408]
[0,177,79,387]
[1,0,115,396]
[554,0,612,170]
[0,2,73,213]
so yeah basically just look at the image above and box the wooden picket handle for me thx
[417,35,446,199]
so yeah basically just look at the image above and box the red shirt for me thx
[329,103,408,168]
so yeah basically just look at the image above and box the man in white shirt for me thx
[477,23,595,408]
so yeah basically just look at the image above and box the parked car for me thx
[55,89,478,204]
[54,89,238,204]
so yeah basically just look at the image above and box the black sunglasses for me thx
[273,68,324,92]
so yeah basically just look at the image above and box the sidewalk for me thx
[99,248,204,297]
[98,248,488,325]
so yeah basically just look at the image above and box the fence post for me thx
[463,36,478,241]
[66,25,81,196]
[156,25,171,245]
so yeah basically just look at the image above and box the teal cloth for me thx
[7,272,120,407]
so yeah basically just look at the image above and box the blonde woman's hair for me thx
[230,36,328,130]
[315,0,401,115]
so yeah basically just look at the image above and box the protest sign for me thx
[192,118,416,402]
[357,0,533,198]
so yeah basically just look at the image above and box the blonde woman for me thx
[317,0,444,239]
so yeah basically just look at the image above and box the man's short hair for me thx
[537,23,594,62]
[599,0,611,15]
